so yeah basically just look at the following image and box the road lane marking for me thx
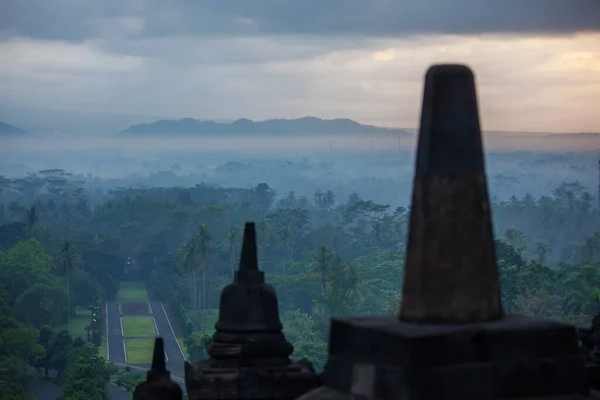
[161,303,186,360]
[152,316,160,336]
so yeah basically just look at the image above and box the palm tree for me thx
[256,221,267,266]
[311,245,332,294]
[25,205,39,237]
[197,225,212,321]
[178,225,212,330]
[502,227,527,255]
[58,240,78,331]
[8,201,22,221]
[578,233,600,264]
[533,241,551,265]
[179,235,201,310]
[225,225,241,278]
[323,190,336,210]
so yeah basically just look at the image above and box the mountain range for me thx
[0,121,27,136]
[120,117,410,136]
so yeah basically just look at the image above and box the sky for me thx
[0,1,599,134]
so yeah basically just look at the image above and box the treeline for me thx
[0,239,115,399]
[1,169,600,374]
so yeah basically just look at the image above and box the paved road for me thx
[150,300,187,378]
[106,300,187,380]
[27,380,62,400]
[27,380,131,400]
[107,301,126,363]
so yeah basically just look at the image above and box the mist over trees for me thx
[0,154,600,398]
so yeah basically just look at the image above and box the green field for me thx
[116,282,149,302]
[124,339,155,363]
[122,316,157,337]
[68,307,93,336]
[53,307,92,336]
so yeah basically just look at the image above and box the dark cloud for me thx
[1,0,599,42]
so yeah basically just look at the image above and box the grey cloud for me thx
[1,0,599,42]
[93,36,374,67]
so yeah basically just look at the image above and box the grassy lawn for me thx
[53,306,91,336]
[68,307,92,336]
[122,316,157,337]
[116,282,149,302]
[98,336,108,359]
[124,339,155,363]
[176,338,189,360]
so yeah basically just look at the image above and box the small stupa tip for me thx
[150,337,166,373]
[239,222,258,271]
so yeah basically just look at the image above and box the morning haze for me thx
[1,1,600,399]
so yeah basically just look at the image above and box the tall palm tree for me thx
[502,227,527,255]
[197,225,212,327]
[25,205,39,237]
[179,235,201,310]
[8,201,22,221]
[311,245,332,294]
[226,225,241,278]
[256,221,267,266]
[578,233,600,264]
[178,225,212,330]
[533,241,551,265]
[59,240,78,331]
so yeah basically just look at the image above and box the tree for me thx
[225,225,241,278]
[0,239,54,305]
[254,183,276,213]
[0,289,44,396]
[502,227,528,255]
[35,325,55,377]
[48,330,72,380]
[58,240,79,330]
[311,245,331,294]
[13,282,68,328]
[61,340,110,398]
[184,332,211,363]
[578,232,600,264]
[533,241,551,265]
[562,265,600,317]
[70,269,99,308]
[196,225,212,324]
[178,225,212,320]
[178,236,200,311]
[24,205,39,237]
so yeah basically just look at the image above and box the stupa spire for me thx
[400,64,503,323]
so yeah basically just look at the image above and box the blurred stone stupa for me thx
[296,64,589,400]
[133,337,183,400]
[184,222,321,399]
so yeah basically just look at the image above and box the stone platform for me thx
[316,316,587,399]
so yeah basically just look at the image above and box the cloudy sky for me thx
[1,0,599,133]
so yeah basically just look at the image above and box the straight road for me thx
[106,301,126,363]
[105,299,187,378]
[150,300,187,377]
[27,379,132,400]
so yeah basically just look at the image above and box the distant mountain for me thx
[0,121,27,136]
[121,117,411,136]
